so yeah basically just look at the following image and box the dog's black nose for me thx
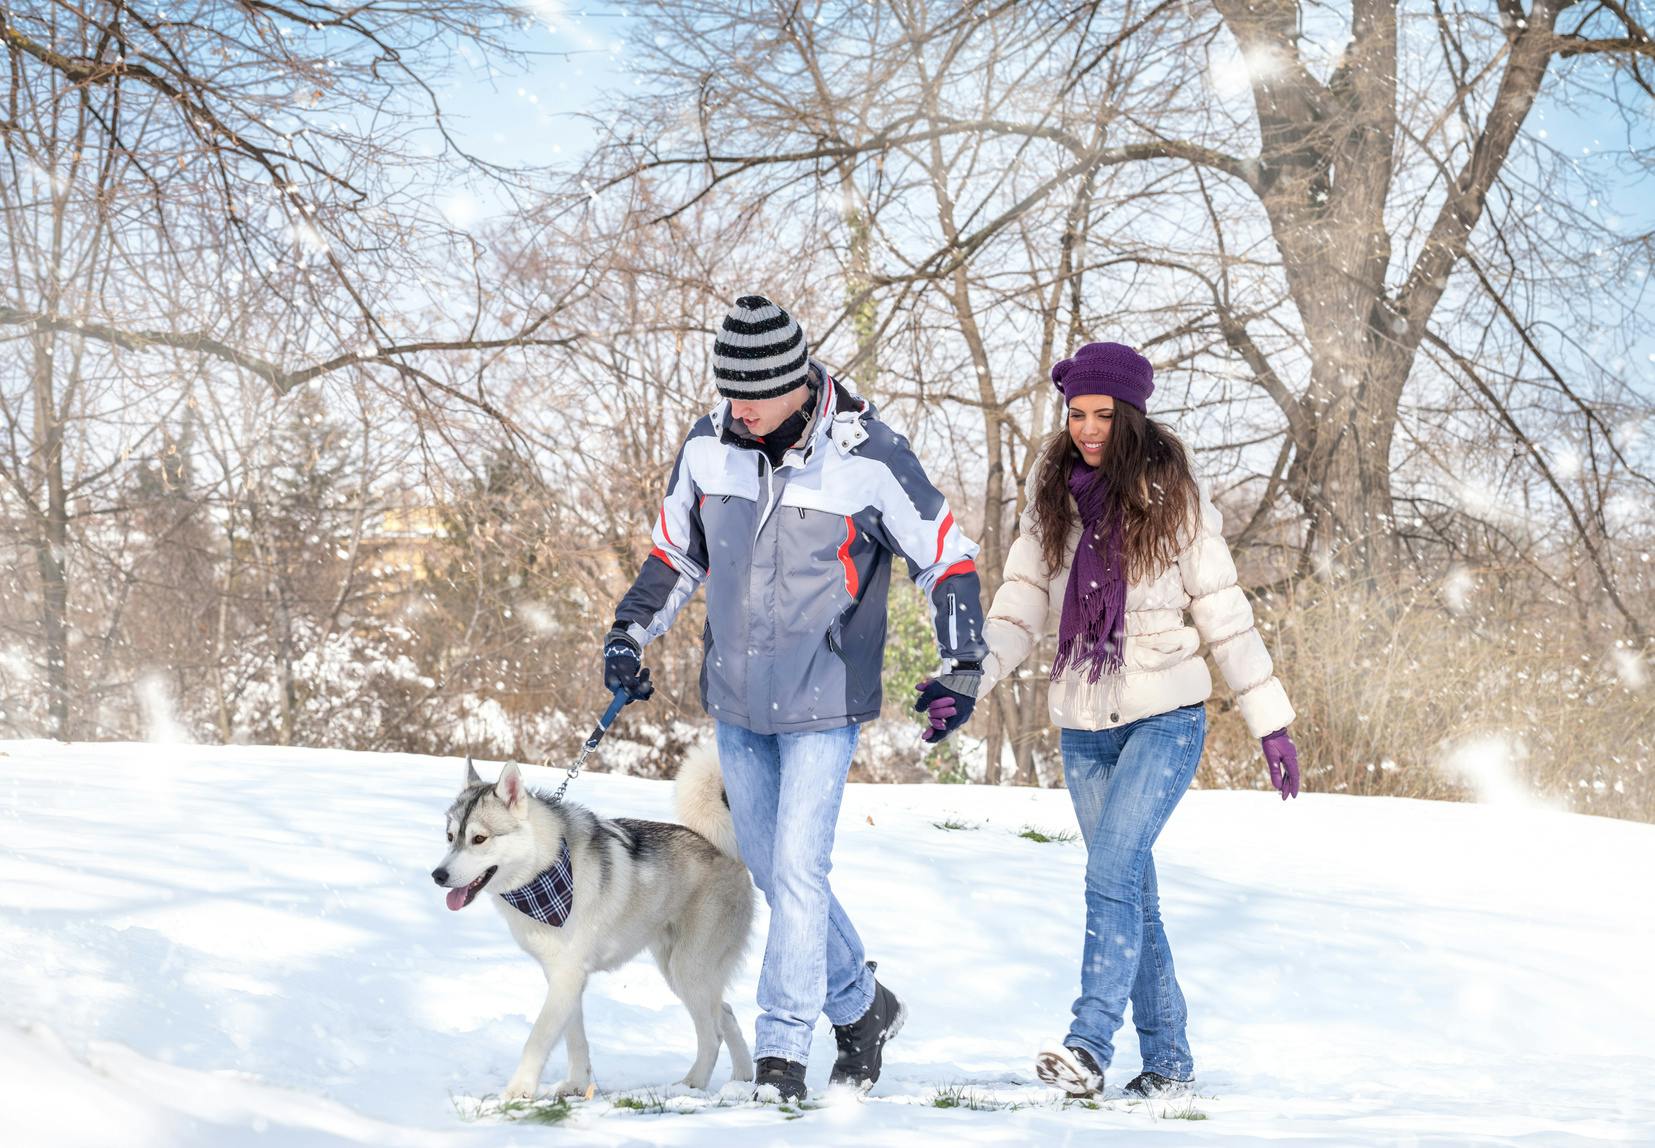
[431,867,448,885]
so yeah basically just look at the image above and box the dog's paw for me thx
[501,1077,540,1102]
[677,1074,712,1093]
[549,1077,591,1099]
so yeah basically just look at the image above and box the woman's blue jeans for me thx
[1060,703,1206,1078]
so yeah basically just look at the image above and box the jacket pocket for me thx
[1130,626,1198,671]
[826,615,848,662]
[776,506,855,633]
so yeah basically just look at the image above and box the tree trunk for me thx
[1010,718,1039,786]
[34,523,70,740]
[916,70,1011,783]
[273,569,298,747]
[841,170,880,396]
[1286,346,1410,582]
[30,336,71,740]
[213,583,235,743]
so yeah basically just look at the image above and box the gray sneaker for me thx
[1035,1041,1104,1097]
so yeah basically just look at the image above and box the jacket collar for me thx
[712,362,866,467]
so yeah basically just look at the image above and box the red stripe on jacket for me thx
[934,510,955,562]
[838,517,859,597]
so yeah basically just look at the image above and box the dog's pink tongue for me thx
[445,887,469,911]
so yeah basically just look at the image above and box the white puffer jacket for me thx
[981,474,1295,737]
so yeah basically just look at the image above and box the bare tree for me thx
[0,1,587,736]
[596,0,1654,590]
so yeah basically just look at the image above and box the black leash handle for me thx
[548,683,646,804]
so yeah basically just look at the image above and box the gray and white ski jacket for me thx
[614,368,987,734]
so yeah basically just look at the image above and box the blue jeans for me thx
[715,720,877,1064]
[1060,703,1206,1079]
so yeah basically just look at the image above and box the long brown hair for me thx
[1029,403,1199,582]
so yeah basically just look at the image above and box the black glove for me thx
[912,662,982,744]
[602,629,654,701]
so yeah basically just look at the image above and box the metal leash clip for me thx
[546,676,653,805]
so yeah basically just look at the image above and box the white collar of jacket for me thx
[711,362,872,465]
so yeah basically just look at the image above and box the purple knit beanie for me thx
[1051,342,1154,411]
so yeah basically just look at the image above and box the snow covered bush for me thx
[216,621,436,750]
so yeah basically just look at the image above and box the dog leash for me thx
[544,683,648,805]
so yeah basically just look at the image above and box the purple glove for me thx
[1261,728,1299,800]
[913,669,980,744]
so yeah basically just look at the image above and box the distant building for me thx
[362,505,446,590]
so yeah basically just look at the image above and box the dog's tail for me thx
[674,742,741,860]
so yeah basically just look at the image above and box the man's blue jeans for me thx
[715,720,876,1064]
[1060,703,1206,1079]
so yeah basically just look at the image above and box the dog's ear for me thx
[495,761,527,817]
[465,754,481,786]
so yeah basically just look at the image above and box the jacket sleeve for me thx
[863,426,987,668]
[612,429,710,647]
[980,529,1052,695]
[1177,481,1295,738]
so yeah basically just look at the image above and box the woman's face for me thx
[1067,394,1115,466]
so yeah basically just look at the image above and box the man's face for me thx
[729,384,811,437]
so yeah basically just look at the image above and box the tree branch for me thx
[0,306,577,396]
[1424,328,1646,644]
[1396,6,1560,324]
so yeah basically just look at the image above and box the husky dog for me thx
[431,747,753,1098]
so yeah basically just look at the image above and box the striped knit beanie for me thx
[712,295,811,400]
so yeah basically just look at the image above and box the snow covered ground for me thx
[2,739,1651,1146]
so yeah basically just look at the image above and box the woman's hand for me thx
[913,672,979,743]
[1260,728,1299,800]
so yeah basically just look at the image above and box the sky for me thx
[429,4,633,226]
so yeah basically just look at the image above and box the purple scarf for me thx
[1051,462,1127,684]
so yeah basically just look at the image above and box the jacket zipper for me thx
[947,589,958,650]
[753,454,777,541]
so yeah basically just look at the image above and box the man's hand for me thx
[602,630,654,701]
[913,664,982,744]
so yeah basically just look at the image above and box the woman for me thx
[968,341,1299,1099]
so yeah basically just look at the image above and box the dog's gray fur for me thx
[432,745,752,1098]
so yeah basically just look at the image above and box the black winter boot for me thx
[829,965,907,1090]
[1124,1070,1193,1098]
[754,1056,808,1103]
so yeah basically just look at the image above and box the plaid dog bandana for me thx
[498,842,574,927]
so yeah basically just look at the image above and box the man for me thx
[602,295,987,1100]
